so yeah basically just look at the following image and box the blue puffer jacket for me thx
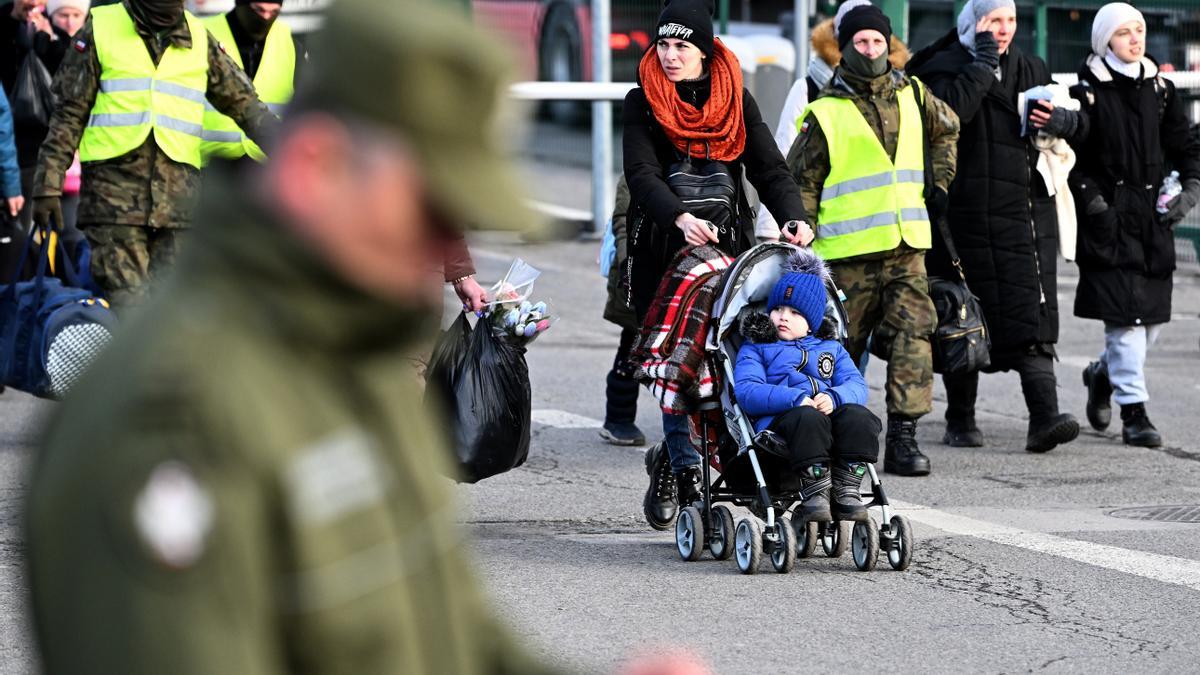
[0,87,20,199]
[734,335,868,432]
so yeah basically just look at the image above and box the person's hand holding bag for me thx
[675,212,719,246]
[32,195,62,231]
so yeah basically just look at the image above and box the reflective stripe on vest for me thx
[802,79,931,261]
[79,5,209,169]
[200,15,295,161]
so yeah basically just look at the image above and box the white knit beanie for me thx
[1091,2,1145,57]
[833,0,872,40]
[47,0,90,16]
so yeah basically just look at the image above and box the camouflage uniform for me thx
[787,69,960,417]
[33,1,275,308]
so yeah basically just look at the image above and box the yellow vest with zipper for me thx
[801,79,931,261]
[200,15,295,161]
[79,4,209,170]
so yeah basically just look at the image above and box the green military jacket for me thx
[786,68,960,231]
[33,1,275,228]
[27,170,561,675]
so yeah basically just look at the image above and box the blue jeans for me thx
[662,412,702,472]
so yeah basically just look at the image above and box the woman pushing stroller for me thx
[622,0,813,529]
[734,248,881,524]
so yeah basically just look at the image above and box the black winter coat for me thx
[908,32,1060,365]
[1068,55,1200,327]
[622,80,807,320]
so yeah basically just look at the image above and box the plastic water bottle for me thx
[1157,171,1182,214]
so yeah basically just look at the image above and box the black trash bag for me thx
[426,314,532,483]
[11,53,55,131]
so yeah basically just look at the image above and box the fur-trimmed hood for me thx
[739,310,840,343]
[811,17,910,72]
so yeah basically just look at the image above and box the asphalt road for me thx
[1,232,1199,674]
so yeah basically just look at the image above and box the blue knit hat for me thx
[767,249,831,334]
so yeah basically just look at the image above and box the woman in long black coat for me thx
[1069,2,1200,448]
[907,0,1082,453]
[621,0,811,531]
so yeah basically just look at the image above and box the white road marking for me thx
[536,410,1200,591]
[531,409,603,429]
[892,499,1200,593]
[1057,355,1094,370]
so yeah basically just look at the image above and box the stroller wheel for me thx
[821,521,850,558]
[796,520,818,559]
[675,506,705,562]
[770,516,797,574]
[886,515,914,571]
[708,505,736,561]
[852,518,879,571]
[734,518,762,575]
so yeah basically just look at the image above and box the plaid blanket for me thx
[631,245,733,414]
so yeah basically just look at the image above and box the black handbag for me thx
[911,78,990,374]
[665,141,737,251]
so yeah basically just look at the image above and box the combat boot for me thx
[601,370,645,446]
[642,443,677,530]
[674,465,704,509]
[884,415,931,476]
[1120,403,1162,448]
[795,463,832,522]
[831,461,869,522]
[1025,414,1080,453]
[1082,361,1113,431]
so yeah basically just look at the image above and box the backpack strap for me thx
[1152,74,1169,121]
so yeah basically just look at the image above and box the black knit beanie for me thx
[235,0,282,5]
[836,5,892,51]
[655,0,715,58]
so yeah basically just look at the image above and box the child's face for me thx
[769,306,809,341]
[51,7,85,36]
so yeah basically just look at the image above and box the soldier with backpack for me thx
[1069,2,1200,448]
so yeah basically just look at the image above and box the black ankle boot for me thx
[1025,414,1080,453]
[831,461,868,521]
[943,417,984,447]
[1082,361,1113,431]
[642,443,677,530]
[1120,403,1162,448]
[795,463,831,522]
[601,370,645,446]
[674,465,704,509]
[884,415,930,476]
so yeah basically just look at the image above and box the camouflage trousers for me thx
[83,224,185,311]
[830,248,936,417]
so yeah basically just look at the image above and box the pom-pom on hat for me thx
[767,248,831,334]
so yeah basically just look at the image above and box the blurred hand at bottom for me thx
[618,651,712,675]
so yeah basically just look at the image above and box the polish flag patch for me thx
[74,39,87,52]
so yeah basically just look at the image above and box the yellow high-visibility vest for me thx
[79,4,209,170]
[801,79,931,261]
[200,15,294,162]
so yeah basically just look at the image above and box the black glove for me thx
[1163,178,1200,225]
[926,187,949,225]
[32,195,63,232]
[974,31,1000,70]
[1037,105,1079,138]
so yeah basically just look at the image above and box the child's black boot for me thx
[796,463,832,522]
[1121,402,1162,448]
[831,461,869,522]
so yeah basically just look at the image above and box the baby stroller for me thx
[672,242,915,574]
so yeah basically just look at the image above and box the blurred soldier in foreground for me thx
[31,0,274,308]
[27,0,551,672]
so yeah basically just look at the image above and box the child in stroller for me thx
[733,248,882,525]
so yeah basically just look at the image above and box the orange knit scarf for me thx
[638,39,746,162]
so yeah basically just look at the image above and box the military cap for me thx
[300,0,534,232]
